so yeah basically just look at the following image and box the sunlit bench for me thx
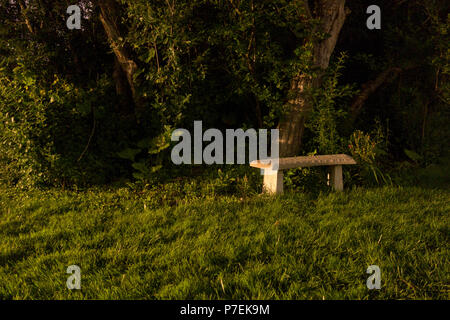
[250,154,357,194]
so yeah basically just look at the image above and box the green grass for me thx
[0,185,448,299]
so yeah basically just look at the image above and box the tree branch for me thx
[350,67,403,121]
[18,0,34,34]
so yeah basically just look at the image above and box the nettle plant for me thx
[349,126,392,186]
[117,126,172,182]
[307,52,357,155]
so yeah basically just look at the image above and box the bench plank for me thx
[250,154,356,170]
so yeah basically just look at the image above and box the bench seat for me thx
[250,154,356,194]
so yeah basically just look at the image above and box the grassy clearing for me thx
[0,185,448,300]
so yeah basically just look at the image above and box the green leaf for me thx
[132,172,145,180]
[132,161,148,173]
[147,48,156,62]
[404,149,422,162]
[117,148,141,161]
[150,165,162,173]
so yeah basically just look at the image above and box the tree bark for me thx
[112,56,135,114]
[98,0,139,115]
[278,0,348,157]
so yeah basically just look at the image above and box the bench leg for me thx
[263,170,283,194]
[329,165,343,191]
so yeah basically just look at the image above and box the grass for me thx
[0,184,448,300]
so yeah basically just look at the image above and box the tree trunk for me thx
[98,0,139,115]
[278,0,348,157]
[113,57,135,115]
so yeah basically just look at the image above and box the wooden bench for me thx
[250,154,356,194]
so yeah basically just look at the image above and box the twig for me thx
[77,107,96,162]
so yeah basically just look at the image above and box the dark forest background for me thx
[0,0,448,189]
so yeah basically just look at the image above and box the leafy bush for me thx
[306,53,357,155]
[116,126,172,183]
[0,67,56,187]
[0,66,131,188]
[349,126,392,186]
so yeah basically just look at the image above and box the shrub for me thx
[348,126,392,186]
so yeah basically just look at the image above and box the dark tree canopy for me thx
[0,0,448,187]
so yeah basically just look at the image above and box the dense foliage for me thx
[0,0,448,188]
